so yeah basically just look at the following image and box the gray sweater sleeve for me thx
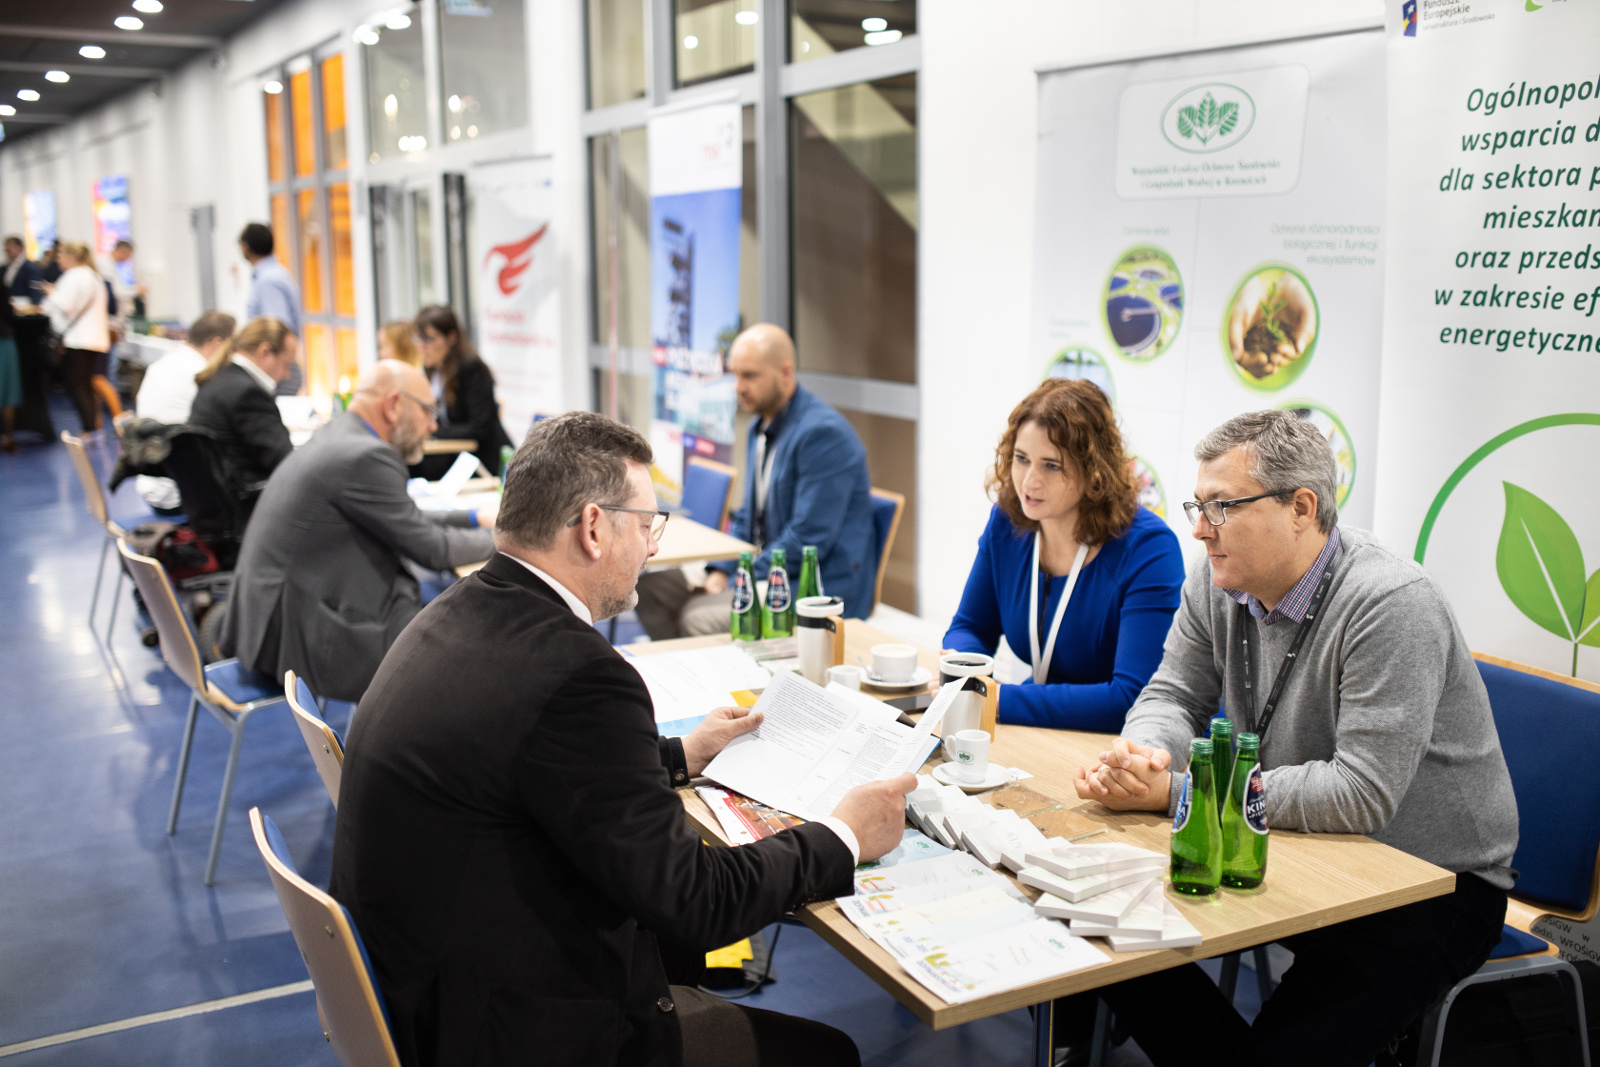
[1122,564,1222,793]
[1262,578,1447,835]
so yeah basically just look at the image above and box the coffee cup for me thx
[946,729,991,784]
[939,652,995,686]
[939,653,995,754]
[870,644,919,683]
[826,664,863,690]
[796,596,845,685]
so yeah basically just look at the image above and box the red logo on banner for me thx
[483,224,549,296]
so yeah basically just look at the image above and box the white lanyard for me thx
[1028,535,1088,685]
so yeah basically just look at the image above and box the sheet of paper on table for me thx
[700,672,958,820]
[898,917,1107,1005]
[626,644,775,737]
[408,451,481,506]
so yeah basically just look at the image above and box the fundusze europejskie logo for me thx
[1160,83,1256,154]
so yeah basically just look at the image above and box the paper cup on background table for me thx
[939,652,995,756]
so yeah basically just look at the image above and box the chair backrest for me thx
[1474,652,1600,920]
[117,538,205,693]
[868,487,905,615]
[249,808,401,1067]
[285,670,345,807]
[161,428,250,544]
[61,431,114,532]
[680,456,737,530]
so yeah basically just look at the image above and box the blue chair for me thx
[868,487,905,615]
[1414,654,1600,1065]
[250,807,401,1067]
[285,670,345,808]
[677,456,737,530]
[118,538,287,885]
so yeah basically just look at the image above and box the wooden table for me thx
[454,512,754,579]
[642,622,1456,1062]
[423,438,477,455]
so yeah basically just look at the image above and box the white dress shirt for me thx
[230,352,279,394]
[133,344,209,509]
[498,551,860,863]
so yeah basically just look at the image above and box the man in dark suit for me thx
[188,316,296,493]
[220,359,495,701]
[636,324,877,639]
[331,412,912,1067]
[3,236,42,304]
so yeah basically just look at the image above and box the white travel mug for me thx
[796,596,845,686]
[939,653,995,758]
[947,730,991,785]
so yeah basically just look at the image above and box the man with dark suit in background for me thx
[220,359,495,701]
[331,411,913,1067]
[188,316,297,496]
[3,236,42,304]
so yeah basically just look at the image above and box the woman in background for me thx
[410,304,513,480]
[41,242,117,435]
[944,378,1184,732]
[0,282,20,452]
[377,320,421,367]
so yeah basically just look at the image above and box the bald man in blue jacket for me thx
[636,324,877,638]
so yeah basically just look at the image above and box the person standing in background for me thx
[110,240,146,320]
[237,223,303,396]
[0,276,20,453]
[3,237,41,305]
[40,242,116,436]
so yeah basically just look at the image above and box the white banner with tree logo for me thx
[1031,29,1387,556]
[1374,0,1600,681]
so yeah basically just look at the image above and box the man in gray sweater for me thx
[1075,410,1517,1066]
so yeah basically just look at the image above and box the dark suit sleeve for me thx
[334,448,495,570]
[235,385,294,476]
[521,654,854,949]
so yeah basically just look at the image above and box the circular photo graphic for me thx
[1222,264,1319,390]
[1278,400,1355,508]
[1103,248,1183,362]
[1128,456,1167,520]
[1044,346,1116,403]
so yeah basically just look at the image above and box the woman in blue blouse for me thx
[944,379,1184,732]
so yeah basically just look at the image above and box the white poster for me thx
[471,156,561,444]
[1033,30,1387,555]
[1375,0,1600,681]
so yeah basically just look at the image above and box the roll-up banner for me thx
[1375,0,1600,682]
[648,100,742,496]
[1032,30,1387,559]
[470,156,562,446]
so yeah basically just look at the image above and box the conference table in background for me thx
[636,623,1457,1067]
[455,511,755,577]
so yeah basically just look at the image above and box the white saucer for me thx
[861,666,933,691]
[932,761,1011,792]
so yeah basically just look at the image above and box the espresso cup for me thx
[946,729,991,784]
[870,643,919,683]
[826,664,863,690]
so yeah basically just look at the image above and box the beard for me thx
[392,420,427,465]
[594,586,639,623]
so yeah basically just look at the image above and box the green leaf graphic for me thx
[1200,94,1217,129]
[1495,482,1587,639]
[1580,568,1600,648]
[1218,101,1239,137]
[1177,109,1195,139]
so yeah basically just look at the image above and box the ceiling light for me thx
[263,79,283,94]
[385,12,412,30]
[17,89,41,101]
[466,124,477,137]
[384,93,398,118]
[447,94,461,111]
[354,26,380,46]
[864,29,902,46]
[79,45,107,59]
[861,17,887,31]
[683,35,698,49]
[0,105,14,116]
[132,0,164,12]
[734,9,758,24]
[115,16,144,30]
[45,71,70,83]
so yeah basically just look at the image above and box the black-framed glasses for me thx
[1181,492,1284,527]
[397,392,438,420]
[567,505,670,540]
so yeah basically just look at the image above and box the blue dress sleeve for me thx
[998,520,1184,733]
[943,510,1003,656]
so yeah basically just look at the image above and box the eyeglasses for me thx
[567,505,670,540]
[1181,492,1284,527]
[397,392,438,419]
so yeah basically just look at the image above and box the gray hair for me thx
[496,412,653,550]
[1194,410,1339,532]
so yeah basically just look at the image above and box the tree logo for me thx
[1496,483,1600,675]
[1160,83,1255,154]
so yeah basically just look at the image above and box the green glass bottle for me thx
[797,545,822,600]
[762,548,796,638]
[730,551,762,642]
[1169,738,1223,896]
[1209,714,1235,817]
[1222,732,1269,889]
[500,444,515,481]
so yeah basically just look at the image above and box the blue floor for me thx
[0,404,1260,1064]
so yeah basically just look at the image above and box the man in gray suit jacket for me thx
[220,360,496,701]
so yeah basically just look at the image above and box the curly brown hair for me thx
[988,379,1137,546]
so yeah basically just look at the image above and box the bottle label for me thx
[1172,773,1191,832]
[1243,764,1267,834]
[731,571,753,614]
[768,571,791,611]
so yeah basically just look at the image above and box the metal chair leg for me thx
[1219,951,1242,1001]
[1031,998,1054,1067]
[1087,997,1111,1067]
[89,534,112,631]
[1417,955,1590,1067]
[167,691,201,834]
[204,712,248,886]
[1252,945,1274,1004]
[106,566,125,643]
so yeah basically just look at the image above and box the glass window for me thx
[336,327,360,387]
[790,0,915,63]
[329,183,355,316]
[290,66,316,176]
[674,0,756,88]
[297,188,325,314]
[587,0,647,109]
[321,53,348,171]
[412,187,435,308]
[269,194,294,283]
[791,73,916,382]
[589,126,651,350]
[265,88,286,183]
[362,6,428,162]
[304,323,335,399]
[441,0,529,143]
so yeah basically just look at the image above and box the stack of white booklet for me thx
[1022,840,1202,950]
[700,672,958,820]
